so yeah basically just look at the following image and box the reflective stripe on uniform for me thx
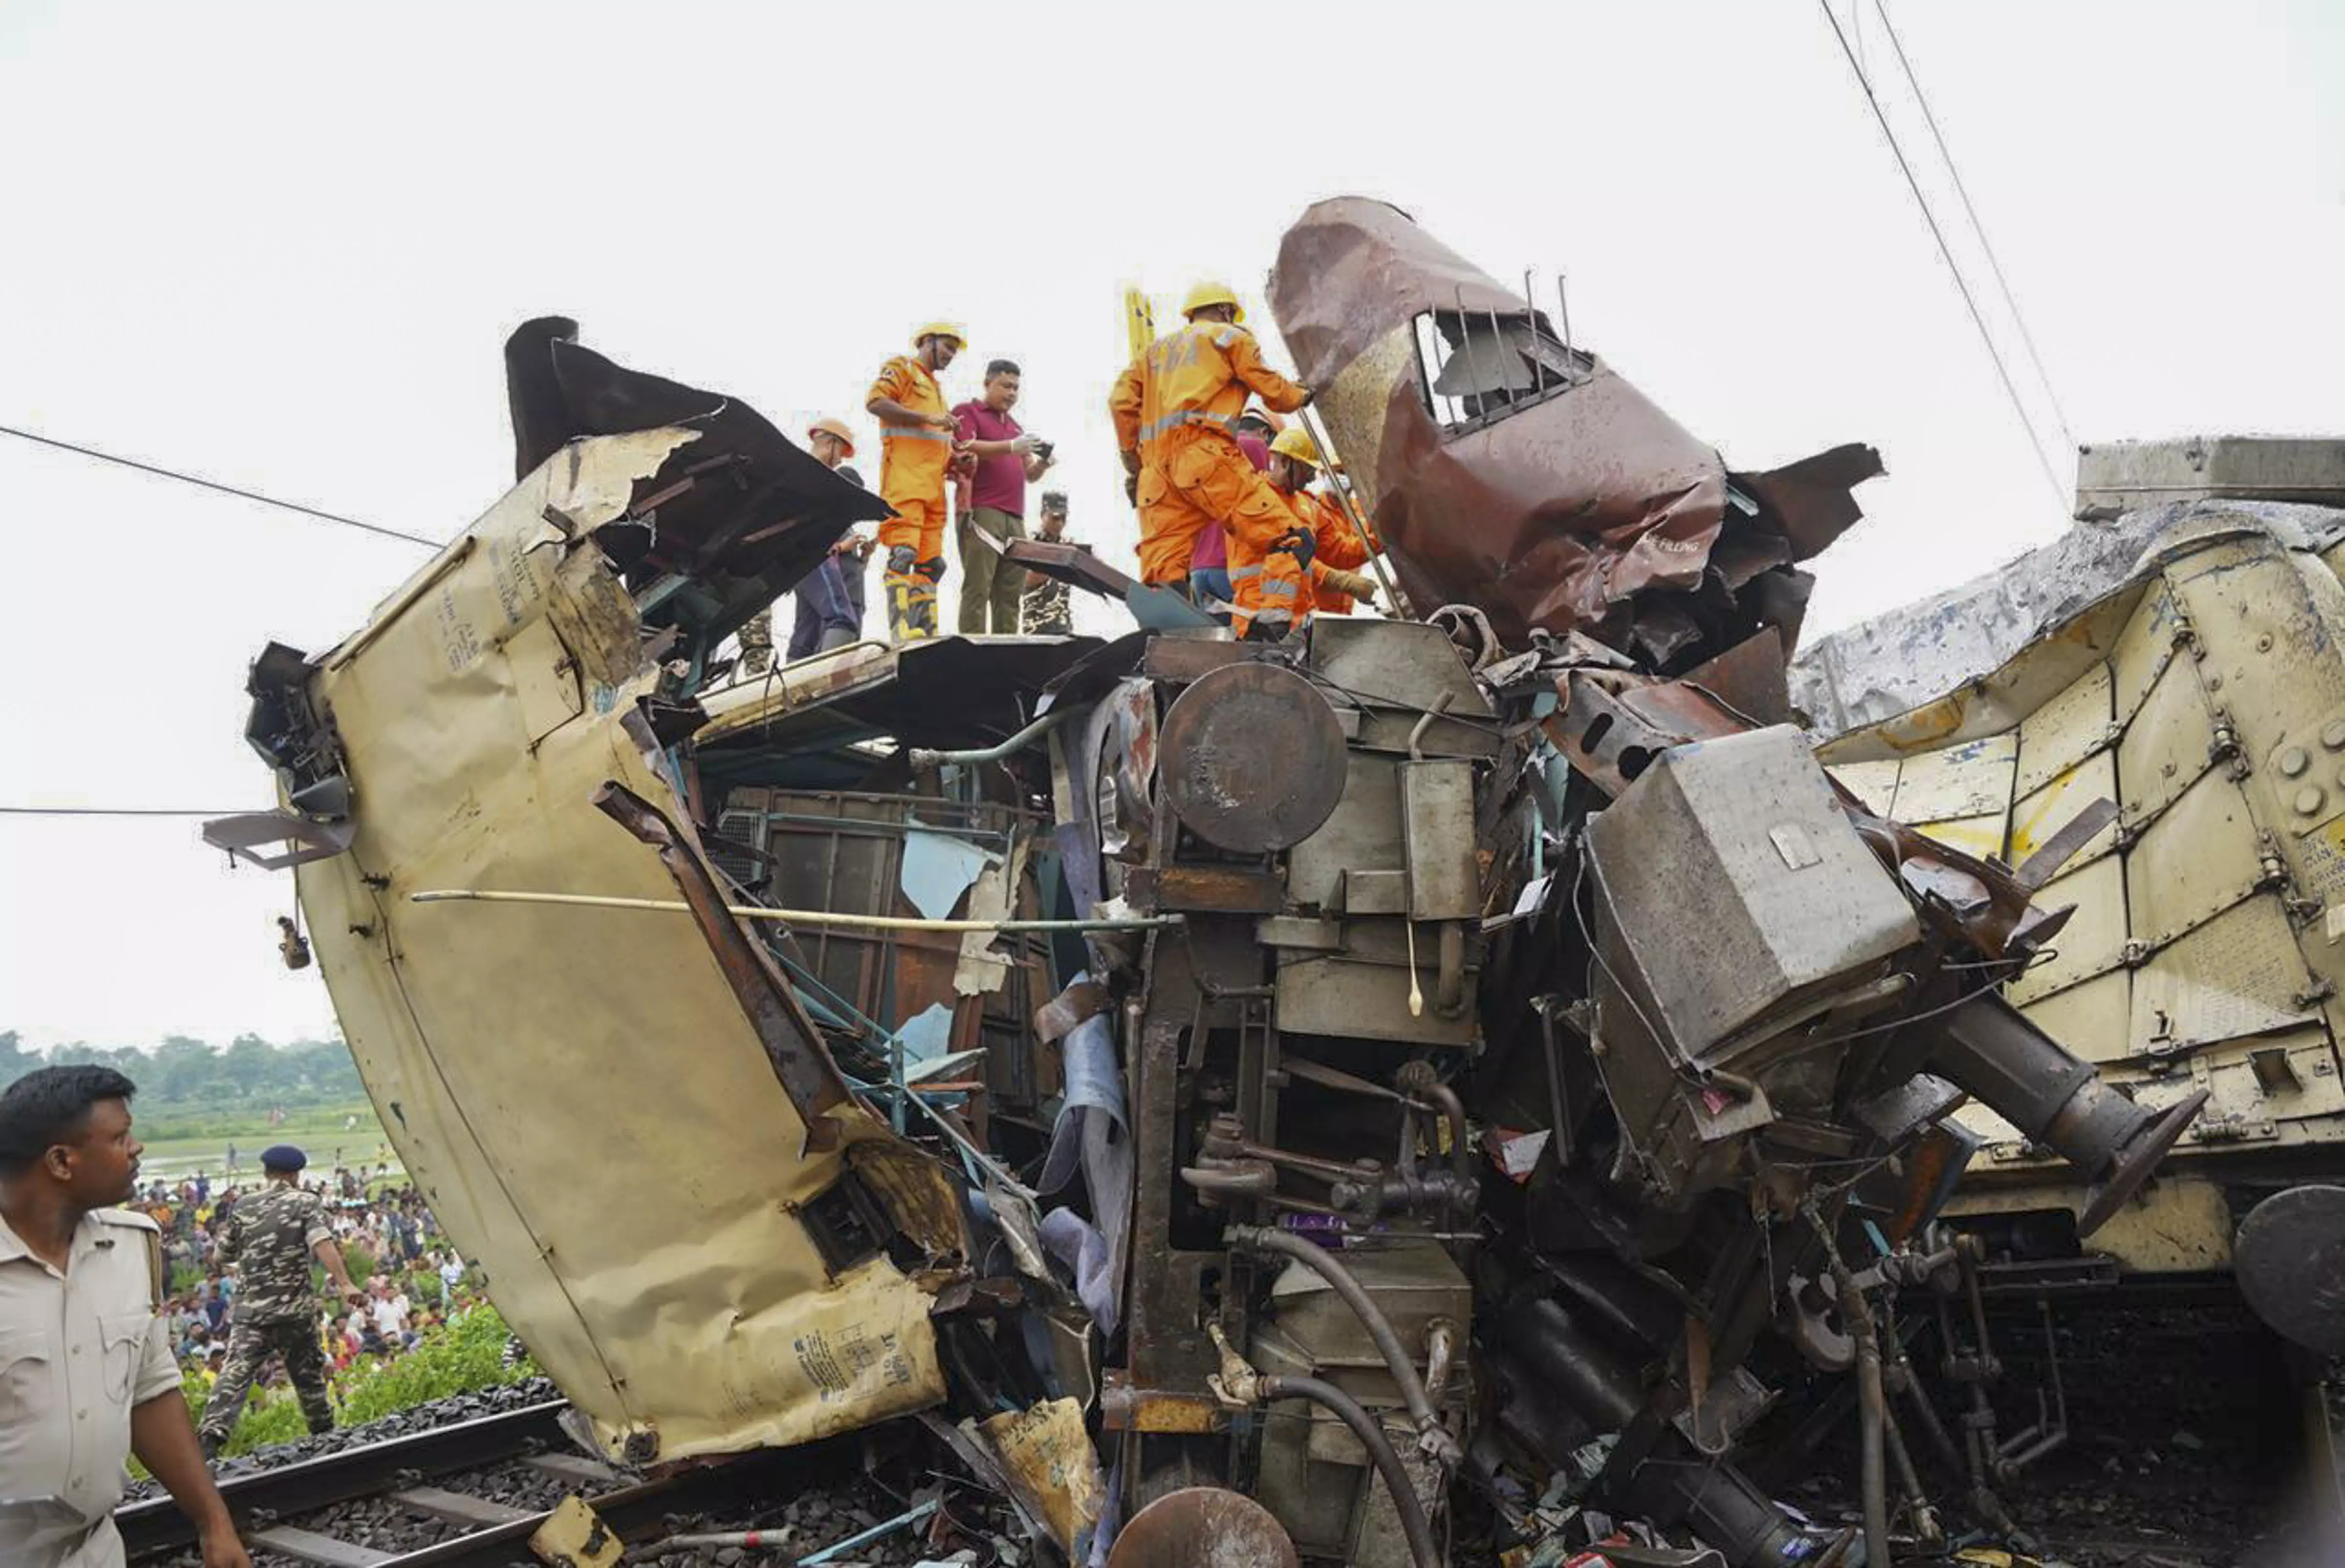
[1227,564,1262,580]
[883,427,954,442]
[1258,578,1299,599]
[1250,608,1294,625]
[1137,408,1236,445]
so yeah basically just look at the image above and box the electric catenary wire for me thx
[1869,0,2078,453]
[0,805,255,818]
[0,422,440,548]
[1817,0,2070,508]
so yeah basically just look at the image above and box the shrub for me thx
[174,1305,536,1459]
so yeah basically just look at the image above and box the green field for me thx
[133,1097,401,1183]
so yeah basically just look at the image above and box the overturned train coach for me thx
[1796,464,2345,1364]
[210,212,2209,1567]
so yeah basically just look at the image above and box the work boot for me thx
[888,579,935,641]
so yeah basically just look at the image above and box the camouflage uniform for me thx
[198,1182,335,1445]
[738,607,777,676]
[1020,572,1073,636]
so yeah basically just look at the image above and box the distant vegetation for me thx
[162,1305,535,1460]
[0,1029,362,1111]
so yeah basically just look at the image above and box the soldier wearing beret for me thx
[0,1066,251,1568]
[196,1144,362,1458]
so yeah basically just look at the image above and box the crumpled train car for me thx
[208,327,973,1464]
[1805,495,2345,1349]
[207,242,2234,1566]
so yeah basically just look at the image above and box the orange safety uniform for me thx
[1234,483,1367,638]
[1293,487,1371,619]
[1109,318,1309,588]
[868,353,955,635]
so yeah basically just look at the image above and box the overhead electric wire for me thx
[1869,0,2078,452]
[1817,0,2070,509]
[0,805,253,818]
[0,422,439,548]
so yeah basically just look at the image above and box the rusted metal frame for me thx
[1124,864,1286,913]
[1125,936,1225,1398]
[594,781,855,1152]
[1544,673,1744,797]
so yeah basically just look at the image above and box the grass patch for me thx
[135,1098,397,1178]
[174,1304,536,1459]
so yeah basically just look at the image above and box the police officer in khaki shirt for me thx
[0,1066,251,1568]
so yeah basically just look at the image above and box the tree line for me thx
[0,1030,362,1105]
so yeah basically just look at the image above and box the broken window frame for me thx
[1409,307,1595,441]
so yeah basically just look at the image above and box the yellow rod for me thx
[410,888,1178,933]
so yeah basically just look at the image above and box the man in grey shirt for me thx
[0,1066,250,1568]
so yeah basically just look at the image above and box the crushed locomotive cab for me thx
[209,218,2318,1567]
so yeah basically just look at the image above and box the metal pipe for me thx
[906,705,1074,772]
[649,1526,796,1551]
[1424,1318,1459,1404]
[1227,1225,1460,1467]
[1258,1375,1439,1568]
[1534,997,1577,1165]
[1433,921,1467,1019]
[794,1497,940,1564]
[1451,285,1471,426]
[1180,1163,1275,1199]
[411,888,1179,933]
[1524,268,1545,398]
[1298,403,1411,620]
[1486,294,1506,411]
[1821,1252,1892,1568]
[1407,692,1456,760]
[1395,1063,1473,1185]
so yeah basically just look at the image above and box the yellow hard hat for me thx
[1268,425,1324,469]
[806,417,856,458]
[912,321,967,350]
[1180,282,1245,324]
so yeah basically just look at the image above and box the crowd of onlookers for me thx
[130,1163,477,1385]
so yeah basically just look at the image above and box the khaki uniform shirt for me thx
[0,1208,180,1568]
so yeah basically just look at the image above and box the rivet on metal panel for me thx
[2258,634,2275,653]
[2324,720,2345,751]
[2281,747,2311,778]
[2296,785,2327,817]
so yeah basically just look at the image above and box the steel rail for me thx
[119,1400,571,1560]
[372,1447,821,1568]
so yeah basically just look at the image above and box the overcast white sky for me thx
[2,1,2338,1051]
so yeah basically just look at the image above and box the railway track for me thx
[117,1400,734,1568]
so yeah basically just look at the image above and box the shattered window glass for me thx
[1411,309,1592,436]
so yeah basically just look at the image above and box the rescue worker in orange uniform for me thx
[867,323,969,639]
[1108,282,1313,599]
[1245,425,1380,637]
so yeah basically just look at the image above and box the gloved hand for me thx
[1270,527,1317,570]
[1124,472,1139,506]
[1320,568,1379,604]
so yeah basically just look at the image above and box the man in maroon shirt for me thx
[952,360,1056,633]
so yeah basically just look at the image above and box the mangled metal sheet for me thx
[274,427,958,1463]
[1792,498,2345,736]
[696,636,1107,753]
[1820,510,2345,1270]
[503,317,892,649]
[1268,196,1878,655]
